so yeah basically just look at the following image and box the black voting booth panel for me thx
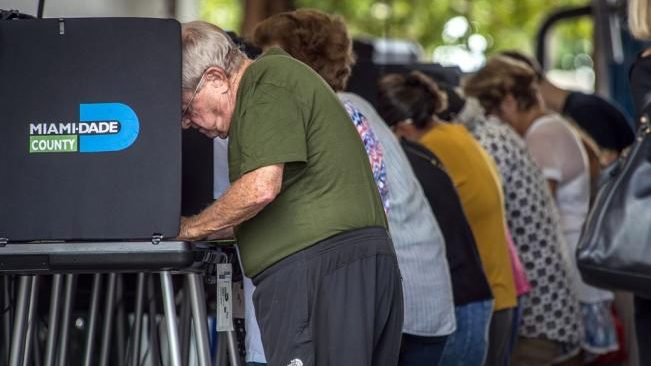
[0,17,182,243]
[182,128,215,217]
[0,19,236,366]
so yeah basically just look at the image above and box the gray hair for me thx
[181,21,247,89]
[629,0,651,40]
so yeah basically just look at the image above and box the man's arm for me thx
[178,164,284,241]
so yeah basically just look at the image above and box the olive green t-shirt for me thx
[228,48,386,277]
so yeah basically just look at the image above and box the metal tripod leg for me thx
[56,274,77,366]
[215,332,227,366]
[130,273,146,366]
[9,275,32,366]
[226,330,242,366]
[115,274,126,365]
[2,276,12,365]
[99,273,117,366]
[44,274,62,366]
[147,274,161,366]
[83,274,102,366]
[188,273,211,366]
[22,275,40,366]
[179,287,192,366]
[160,271,181,366]
[32,323,42,366]
[214,331,242,366]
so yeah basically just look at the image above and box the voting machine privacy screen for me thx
[0,18,182,241]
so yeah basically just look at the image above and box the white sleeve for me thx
[525,116,586,184]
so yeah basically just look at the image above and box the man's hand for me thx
[178,216,199,241]
[177,164,283,241]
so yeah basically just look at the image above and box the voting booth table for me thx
[0,17,240,366]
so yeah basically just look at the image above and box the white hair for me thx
[181,21,247,89]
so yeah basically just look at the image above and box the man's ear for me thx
[204,66,230,94]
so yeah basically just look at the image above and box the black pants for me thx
[635,295,651,365]
[398,333,448,366]
[486,307,514,366]
[252,227,404,366]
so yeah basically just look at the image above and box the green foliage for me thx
[201,0,242,33]
[295,0,591,59]
[200,0,593,64]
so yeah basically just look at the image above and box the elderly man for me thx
[178,21,403,366]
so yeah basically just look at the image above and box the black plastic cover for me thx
[0,18,182,241]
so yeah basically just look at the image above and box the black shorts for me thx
[252,226,404,366]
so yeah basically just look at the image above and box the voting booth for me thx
[0,16,238,366]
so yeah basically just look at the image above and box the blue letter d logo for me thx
[79,103,140,153]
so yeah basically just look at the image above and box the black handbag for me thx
[577,113,651,296]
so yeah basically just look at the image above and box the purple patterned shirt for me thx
[342,100,389,213]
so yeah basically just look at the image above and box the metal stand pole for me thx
[9,276,32,366]
[3,276,13,365]
[32,324,42,366]
[130,273,146,366]
[56,274,76,366]
[99,273,117,366]
[115,274,126,365]
[160,271,181,366]
[179,287,192,366]
[83,274,102,366]
[22,276,40,366]
[226,331,242,366]
[188,273,211,366]
[215,332,227,366]
[44,275,63,366]
[147,274,161,366]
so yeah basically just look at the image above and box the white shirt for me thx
[525,114,613,303]
[339,92,456,336]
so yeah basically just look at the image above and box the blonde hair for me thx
[181,21,247,89]
[463,55,539,114]
[629,0,651,40]
[252,9,355,91]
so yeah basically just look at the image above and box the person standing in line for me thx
[437,85,584,365]
[465,56,619,364]
[179,20,403,366]
[377,71,517,366]
[253,10,458,365]
[498,50,634,161]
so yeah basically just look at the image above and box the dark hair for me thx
[377,71,448,129]
[434,82,466,121]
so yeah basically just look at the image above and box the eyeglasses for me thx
[182,71,207,120]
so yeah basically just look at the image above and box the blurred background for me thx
[1,0,644,114]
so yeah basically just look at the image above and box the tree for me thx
[200,0,593,65]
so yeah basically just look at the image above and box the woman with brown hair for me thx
[376,71,517,366]
[464,56,619,364]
